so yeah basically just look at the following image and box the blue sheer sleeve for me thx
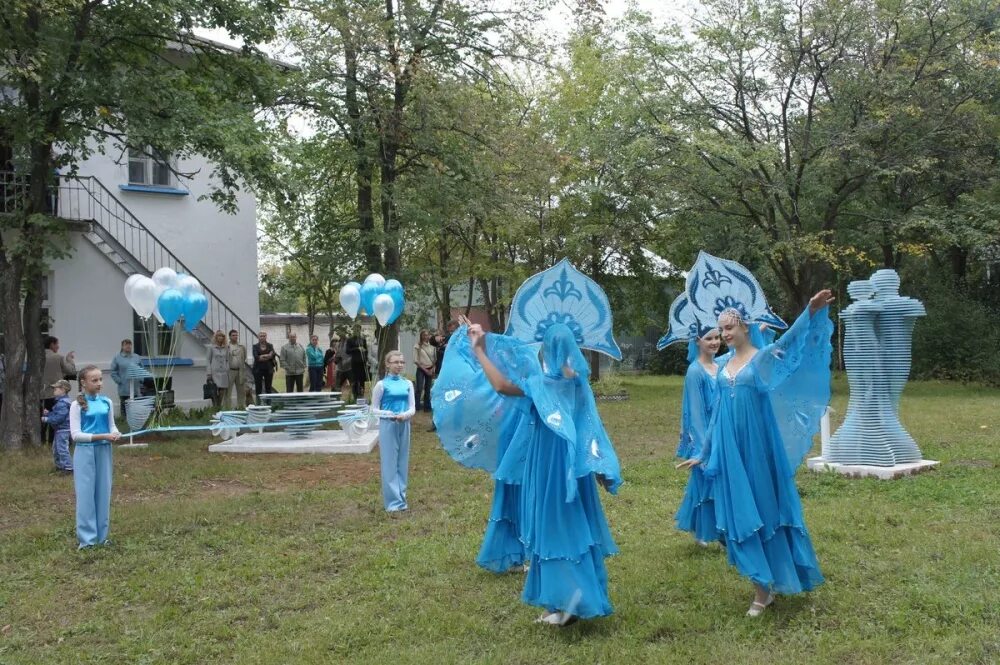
[431,327,533,473]
[678,363,713,459]
[753,306,834,469]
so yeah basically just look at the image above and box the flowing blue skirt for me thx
[519,421,617,619]
[675,465,719,543]
[709,385,824,594]
[476,479,526,573]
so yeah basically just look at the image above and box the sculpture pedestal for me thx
[807,456,939,480]
[209,428,378,454]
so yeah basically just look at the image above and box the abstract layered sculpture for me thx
[824,269,926,466]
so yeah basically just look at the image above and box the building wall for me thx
[42,141,261,408]
[73,143,260,330]
[47,233,221,407]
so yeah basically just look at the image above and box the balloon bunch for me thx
[124,267,209,332]
[339,273,405,326]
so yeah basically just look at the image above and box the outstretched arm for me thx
[461,316,524,397]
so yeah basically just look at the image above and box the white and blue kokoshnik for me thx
[505,258,622,361]
[658,251,788,350]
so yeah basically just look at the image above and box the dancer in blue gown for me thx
[433,259,624,626]
[467,320,620,625]
[674,328,723,546]
[678,289,835,616]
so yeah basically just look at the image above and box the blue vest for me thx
[78,394,114,444]
[379,375,411,414]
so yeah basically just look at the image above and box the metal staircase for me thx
[51,175,259,348]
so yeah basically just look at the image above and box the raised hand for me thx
[809,289,835,314]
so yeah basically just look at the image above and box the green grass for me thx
[1,375,998,664]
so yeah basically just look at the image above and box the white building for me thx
[38,144,261,408]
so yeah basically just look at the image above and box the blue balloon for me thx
[360,281,382,317]
[157,288,185,327]
[182,292,209,332]
[388,294,405,324]
[383,279,404,299]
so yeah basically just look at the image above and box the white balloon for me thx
[152,267,178,293]
[176,274,203,295]
[124,274,144,301]
[364,273,386,288]
[339,284,361,319]
[129,276,159,319]
[372,293,395,327]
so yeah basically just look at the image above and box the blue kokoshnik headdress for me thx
[658,251,787,356]
[505,258,623,362]
[432,259,623,496]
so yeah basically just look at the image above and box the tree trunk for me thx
[21,274,45,447]
[0,260,26,450]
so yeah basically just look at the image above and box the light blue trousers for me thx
[378,420,411,512]
[73,443,113,547]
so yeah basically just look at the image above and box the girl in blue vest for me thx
[372,351,415,512]
[69,365,120,548]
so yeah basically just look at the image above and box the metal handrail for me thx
[1,171,259,349]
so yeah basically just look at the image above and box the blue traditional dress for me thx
[372,374,415,512]
[674,360,720,543]
[699,306,833,594]
[70,394,119,548]
[436,324,622,619]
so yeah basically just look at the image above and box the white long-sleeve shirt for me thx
[69,397,120,442]
[371,376,416,420]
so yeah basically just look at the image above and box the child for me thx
[371,351,415,512]
[69,365,120,548]
[42,379,73,473]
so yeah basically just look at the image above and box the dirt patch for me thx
[276,458,380,488]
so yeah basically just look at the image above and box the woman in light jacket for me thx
[206,330,230,409]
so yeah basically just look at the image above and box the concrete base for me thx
[807,456,940,480]
[208,428,378,455]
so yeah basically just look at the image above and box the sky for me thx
[196,0,694,50]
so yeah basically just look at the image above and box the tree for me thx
[0,0,288,449]
[637,0,1000,307]
[283,0,543,367]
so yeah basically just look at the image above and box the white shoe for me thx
[746,593,774,617]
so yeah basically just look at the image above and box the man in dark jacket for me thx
[427,319,459,431]
[252,331,277,399]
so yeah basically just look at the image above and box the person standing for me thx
[280,332,307,393]
[413,329,436,412]
[42,379,74,474]
[206,330,230,409]
[225,330,247,409]
[306,334,325,392]
[427,320,458,431]
[346,326,369,402]
[42,335,76,443]
[109,339,144,420]
[252,331,277,398]
[678,290,834,617]
[674,328,723,546]
[372,351,416,512]
[334,334,353,396]
[323,335,338,390]
[70,365,120,548]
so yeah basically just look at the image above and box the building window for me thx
[133,311,176,357]
[128,147,174,187]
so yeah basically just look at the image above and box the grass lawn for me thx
[1,375,998,664]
